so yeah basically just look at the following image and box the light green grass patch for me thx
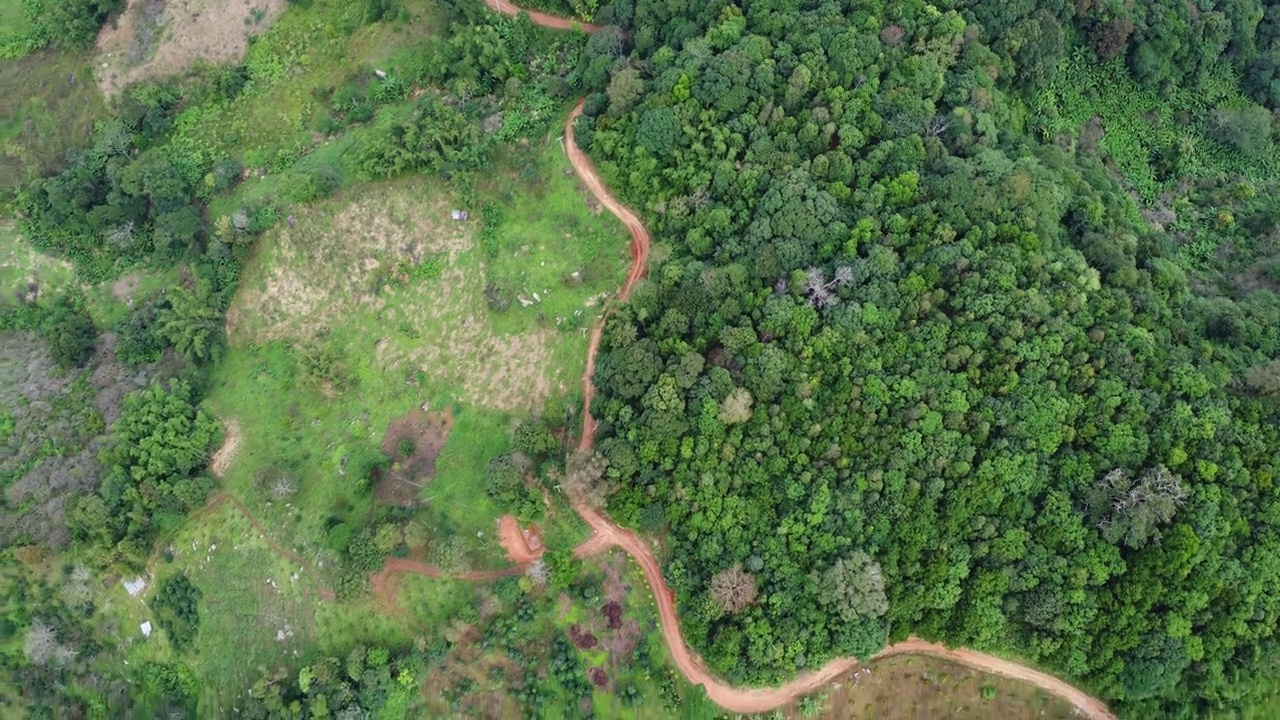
[1,49,107,186]
[398,573,480,628]
[95,498,329,710]
[425,406,511,547]
[0,220,74,302]
[0,0,29,37]
[81,266,183,327]
[206,342,384,546]
[171,0,445,170]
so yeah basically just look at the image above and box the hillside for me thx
[3,0,1280,718]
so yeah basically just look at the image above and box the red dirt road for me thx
[564,99,652,450]
[483,0,602,31]
[364,3,1121,718]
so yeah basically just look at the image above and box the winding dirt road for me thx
[565,97,652,451]
[559,107,1118,720]
[362,3,1121,717]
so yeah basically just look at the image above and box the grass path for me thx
[190,492,336,601]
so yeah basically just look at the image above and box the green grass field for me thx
[206,128,617,573]
[0,0,29,36]
[0,220,73,302]
[0,49,107,188]
[165,0,445,173]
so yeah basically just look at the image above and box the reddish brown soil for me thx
[375,408,453,506]
[483,0,602,30]
[497,515,543,563]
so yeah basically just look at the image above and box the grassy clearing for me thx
[209,132,621,571]
[93,500,319,710]
[786,653,1077,719]
[0,49,107,188]
[0,0,28,36]
[163,0,445,172]
[0,220,73,302]
[397,573,480,628]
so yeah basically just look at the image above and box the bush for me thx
[345,528,387,572]
[326,523,354,554]
[513,419,558,457]
[42,296,96,369]
[115,299,166,365]
[44,0,125,51]
[1211,104,1273,155]
[151,574,201,651]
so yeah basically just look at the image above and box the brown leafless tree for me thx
[710,563,759,614]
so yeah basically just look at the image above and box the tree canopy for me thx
[580,0,1280,716]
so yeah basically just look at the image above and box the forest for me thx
[578,0,1280,717]
[3,0,1280,717]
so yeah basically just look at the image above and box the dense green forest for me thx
[579,0,1280,716]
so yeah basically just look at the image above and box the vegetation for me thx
[579,0,1280,717]
[6,0,1280,717]
[151,573,202,651]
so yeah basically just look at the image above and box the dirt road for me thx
[364,3,1122,717]
[563,99,652,450]
[482,0,602,31]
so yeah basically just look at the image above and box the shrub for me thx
[42,296,96,369]
[151,574,201,651]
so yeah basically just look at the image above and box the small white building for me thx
[123,577,146,597]
[140,621,152,637]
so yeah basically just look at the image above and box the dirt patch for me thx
[375,408,453,506]
[110,273,141,304]
[497,515,542,563]
[95,0,288,97]
[209,418,241,478]
[793,654,1078,720]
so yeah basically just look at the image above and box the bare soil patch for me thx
[376,408,453,506]
[497,515,542,563]
[209,418,241,478]
[95,0,287,97]
[110,273,141,304]
[796,654,1077,719]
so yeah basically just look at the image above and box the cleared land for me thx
[94,0,288,97]
[0,222,73,302]
[799,655,1077,719]
[228,168,623,413]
